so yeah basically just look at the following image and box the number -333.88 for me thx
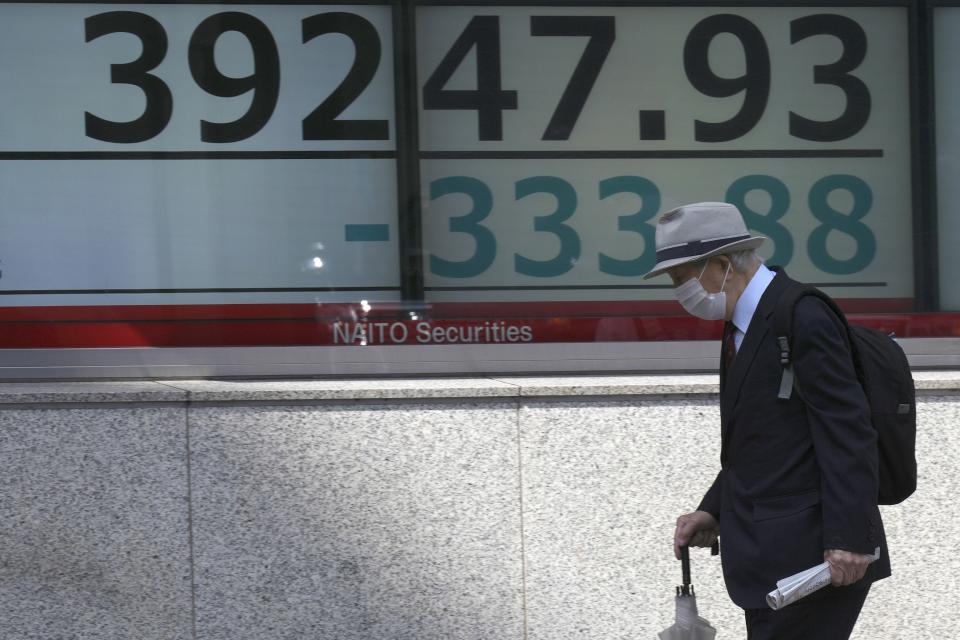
[427,174,876,279]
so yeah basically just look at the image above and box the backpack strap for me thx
[771,283,848,400]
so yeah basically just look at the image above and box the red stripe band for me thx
[0,300,954,348]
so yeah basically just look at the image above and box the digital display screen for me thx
[0,3,925,348]
[417,6,913,302]
[0,3,399,306]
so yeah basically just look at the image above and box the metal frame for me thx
[912,0,940,310]
[393,0,426,302]
[415,1,910,6]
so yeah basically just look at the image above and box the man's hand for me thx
[824,549,872,586]
[673,510,719,560]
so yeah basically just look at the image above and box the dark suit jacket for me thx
[697,269,891,609]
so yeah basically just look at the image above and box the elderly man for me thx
[645,202,890,639]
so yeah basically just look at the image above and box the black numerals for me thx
[302,12,388,140]
[789,14,870,142]
[423,15,613,141]
[84,10,875,146]
[422,16,518,141]
[684,13,871,143]
[531,16,614,141]
[188,12,280,143]
[684,14,770,143]
[85,11,388,143]
[84,11,173,143]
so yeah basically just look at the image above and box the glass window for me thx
[416,3,915,341]
[936,2,960,311]
[0,1,954,377]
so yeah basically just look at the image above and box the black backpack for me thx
[771,283,917,505]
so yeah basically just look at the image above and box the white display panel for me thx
[0,159,399,304]
[0,3,399,305]
[0,3,395,152]
[417,5,913,302]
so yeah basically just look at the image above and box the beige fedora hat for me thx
[643,202,766,279]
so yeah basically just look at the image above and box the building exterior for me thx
[1,1,958,637]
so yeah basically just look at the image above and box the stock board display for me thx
[0,3,921,346]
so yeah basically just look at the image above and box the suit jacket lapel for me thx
[720,269,794,448]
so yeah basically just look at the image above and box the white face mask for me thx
[673,259,731,321]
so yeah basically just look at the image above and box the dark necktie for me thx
[724,322,738,366]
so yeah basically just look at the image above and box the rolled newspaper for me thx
[766,547,880,610]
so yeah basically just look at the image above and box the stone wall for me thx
[0,374,956,639]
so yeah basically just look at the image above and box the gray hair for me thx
[727,249,763,273]
[688,249,763,275]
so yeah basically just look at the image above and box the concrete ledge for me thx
[911,370,960,390]
[0,371,955,404]
[0,381,189,404]
[162,378,521,401]
[488,374,720,396]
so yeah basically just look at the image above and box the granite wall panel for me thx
[518,395,958,640]
[188,402,524,640]
[0,406,192,640]
[518,397,741,639]
[853,395,960,640]
[0,379,953,640]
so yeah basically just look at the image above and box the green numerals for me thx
[725,175,794,267]
[598,176,660,276]
[427,173,876,279]
[428,176,496,278]
[514,177,580,277]
[807,174,876,274]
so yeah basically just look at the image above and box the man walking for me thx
[646,202,890,639]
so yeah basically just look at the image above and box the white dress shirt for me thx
[730,263,775,352]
